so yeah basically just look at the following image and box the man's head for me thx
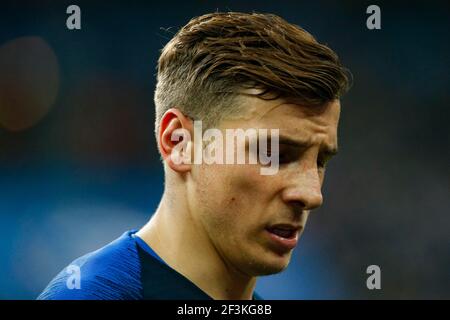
[154,12,349,277]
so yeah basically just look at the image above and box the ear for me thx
[158,108,193,173]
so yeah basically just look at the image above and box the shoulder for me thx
[37,230,142,300]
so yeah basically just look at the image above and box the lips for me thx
[267,224,300,238]
[267,226,297,239]
[265,224,301,251]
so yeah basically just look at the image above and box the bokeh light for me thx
[0,36,59,132]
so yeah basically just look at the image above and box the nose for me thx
[281,166,323,211]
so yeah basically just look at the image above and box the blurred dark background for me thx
[0,0,449,299]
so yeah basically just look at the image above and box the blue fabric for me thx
[38,230,142,300]
[38,230,263,300]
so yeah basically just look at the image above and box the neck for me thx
[136,190,256,300]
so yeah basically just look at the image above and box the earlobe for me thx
[158,109,193,172]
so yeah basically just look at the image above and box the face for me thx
[188,95,341,277]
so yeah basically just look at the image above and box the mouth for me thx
[265,224,301,251]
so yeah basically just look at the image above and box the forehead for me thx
[224,95,341,145]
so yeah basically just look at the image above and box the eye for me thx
[317,154,332,170]
[279,151,291,164]
[259,147,290,165]
[317,159,326,169]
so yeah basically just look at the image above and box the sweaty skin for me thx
[137,94,341,300]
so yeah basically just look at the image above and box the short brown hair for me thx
[154,12,350,134]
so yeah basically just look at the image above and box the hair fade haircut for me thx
[154,12,350,136]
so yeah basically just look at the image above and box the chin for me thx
[243,252,292,276]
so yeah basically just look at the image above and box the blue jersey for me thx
[38,230,262,300]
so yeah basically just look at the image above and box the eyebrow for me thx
[276,135,339,157]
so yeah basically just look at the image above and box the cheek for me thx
[218,166,278,230]
[224,165,271,204]
[196,164,273,225]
